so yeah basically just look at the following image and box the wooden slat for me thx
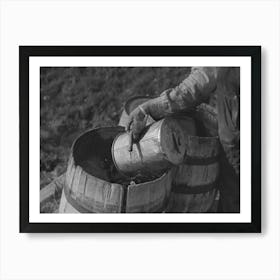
[109,184,123,213]
[58,189,68,213]
[68,162,76,191]
[40,174,65,203]
[40,183,55,203]
[59,189,79,213]
[65,157,73,188]
[77,170,87,195]
[82,174,123,213]
[84,175,103,199]
[126,171,172,213]
[70,165,82,196]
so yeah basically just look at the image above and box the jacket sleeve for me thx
[146,67,219,120]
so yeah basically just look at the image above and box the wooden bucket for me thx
[118,95,154,127]
[59,127,173,213]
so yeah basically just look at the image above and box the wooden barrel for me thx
[166,134,220,213]
[59,127,125,213]
[118,95,154,127]
[59,126,173,213]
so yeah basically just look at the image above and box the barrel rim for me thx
[71,125,125,148]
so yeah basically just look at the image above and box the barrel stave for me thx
[126,170,173,213]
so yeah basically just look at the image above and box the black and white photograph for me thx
[20,46,261,232]
[40,66,239,214]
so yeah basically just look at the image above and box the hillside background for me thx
[40,67,191,191]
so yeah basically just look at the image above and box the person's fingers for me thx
[128,124,141,151]
[125,117,133,132]
[132,122,145,143]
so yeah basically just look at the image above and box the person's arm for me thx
[144,67,218,119]
[126,67,219,150]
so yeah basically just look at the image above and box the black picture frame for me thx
[20,46,261,233]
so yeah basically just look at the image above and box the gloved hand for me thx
[125,104,150,151]
[125,92,173,151]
